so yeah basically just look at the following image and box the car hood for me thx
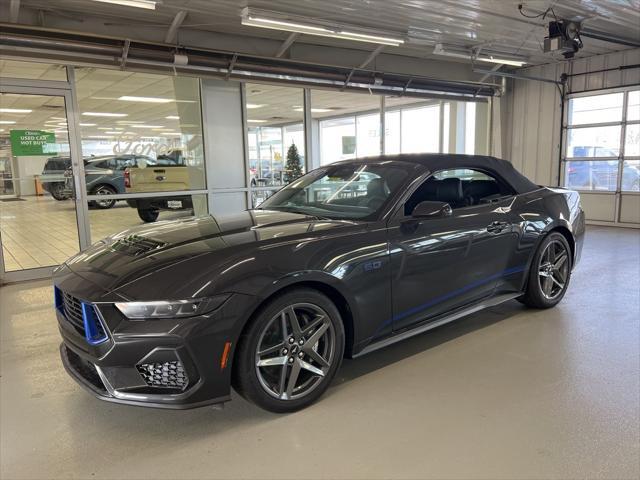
[60,210,355,300]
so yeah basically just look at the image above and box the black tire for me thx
[520,232,572,309]
[49,183,70,201]
[90,185,117,209]
[137,208,159,223]
[233,288,345,413]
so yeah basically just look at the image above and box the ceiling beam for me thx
[9,0,21,23]
[275,32,299,58]
[164,10,187,44]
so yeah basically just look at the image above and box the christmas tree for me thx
[285,143,303,181]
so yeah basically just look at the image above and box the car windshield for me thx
[259,163,410,220]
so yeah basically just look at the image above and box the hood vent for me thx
[110,235,167,256]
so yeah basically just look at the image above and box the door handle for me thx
[487,221,509,233]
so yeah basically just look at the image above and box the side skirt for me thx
[353,292,522,358]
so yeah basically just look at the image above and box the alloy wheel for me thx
[537,239,569,300]
[255,303,336,401]
[94,186,115,208]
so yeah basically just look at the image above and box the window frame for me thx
[562,86,640,195]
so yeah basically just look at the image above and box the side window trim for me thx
[398,167,517,217]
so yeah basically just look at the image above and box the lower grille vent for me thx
[136,360,188,390]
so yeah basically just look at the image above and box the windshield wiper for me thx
[268,206,332,220]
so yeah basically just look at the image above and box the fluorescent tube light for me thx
[83,112,128,117]
[79,123,97,127]
[165,116,180,120]
[0,108,32,113]
[0,121,16,124]
[293,107,334,113]
[241,13,404,47]
[118,96,173,103]
[90,0,156,10]
[247,119,267,123]
[130,125,164,128]
[477,56,527,67]
[433,44,526,67]
[246,104,265,109]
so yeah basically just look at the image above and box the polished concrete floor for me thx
[1,226,639,480]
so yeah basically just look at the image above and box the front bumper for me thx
[55,282,255,409]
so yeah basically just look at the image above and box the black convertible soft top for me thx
[347,154,540,195]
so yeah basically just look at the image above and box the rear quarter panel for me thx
[495,187,584,294]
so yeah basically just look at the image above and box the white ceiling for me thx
[4,0,640,67]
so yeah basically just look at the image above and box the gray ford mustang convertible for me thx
[54,154,585,413]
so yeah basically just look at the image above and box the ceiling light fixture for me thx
[89,0,156,10]
[165,116,180,120]
[130,124,164,128]
[241,7,404,47]
[0,121,16,124]
[246,104,265,109]
[83,112,128,117]
[0,108,32,113]
[433,44,526,67]
[79,123,97,127]
[118,96,173,103]
[247,119,267,123]
[293,107,334,113]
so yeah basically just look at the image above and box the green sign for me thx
[10,130,57,156]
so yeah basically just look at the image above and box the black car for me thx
[54,154,585,413]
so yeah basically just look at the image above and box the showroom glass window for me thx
[245,83,305,207]
[564,89,640,192]
[74,68,208,239]
[312,90,381,166]
[383,99,480,155]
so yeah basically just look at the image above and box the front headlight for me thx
[115,295,230,319]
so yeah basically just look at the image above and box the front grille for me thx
[137,361,189,390]
[62,292,85,333]
[56,288,108,345]
[110,235,167,256]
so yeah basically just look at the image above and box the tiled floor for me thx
[0,226,639,480]
[0,195,191,272]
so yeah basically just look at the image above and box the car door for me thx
[388,168,520,332]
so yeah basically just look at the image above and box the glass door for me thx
[0,88,84,282]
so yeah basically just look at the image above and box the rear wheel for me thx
[233,288,345,413]
[520,232,572,309]
[91,185,117,209]
[137,208,159,223]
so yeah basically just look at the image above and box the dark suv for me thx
[41,155,153,208]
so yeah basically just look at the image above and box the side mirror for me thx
[411,201,452,218]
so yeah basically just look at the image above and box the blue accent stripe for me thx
[374,264,526,332]
[54,286,64,314]
[392,265,525,323]
[81,302,108,346]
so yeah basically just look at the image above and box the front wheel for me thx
[137,208,159,223]
[233,288,345,413]
[49,183,70,201]
[520,232,572,309]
